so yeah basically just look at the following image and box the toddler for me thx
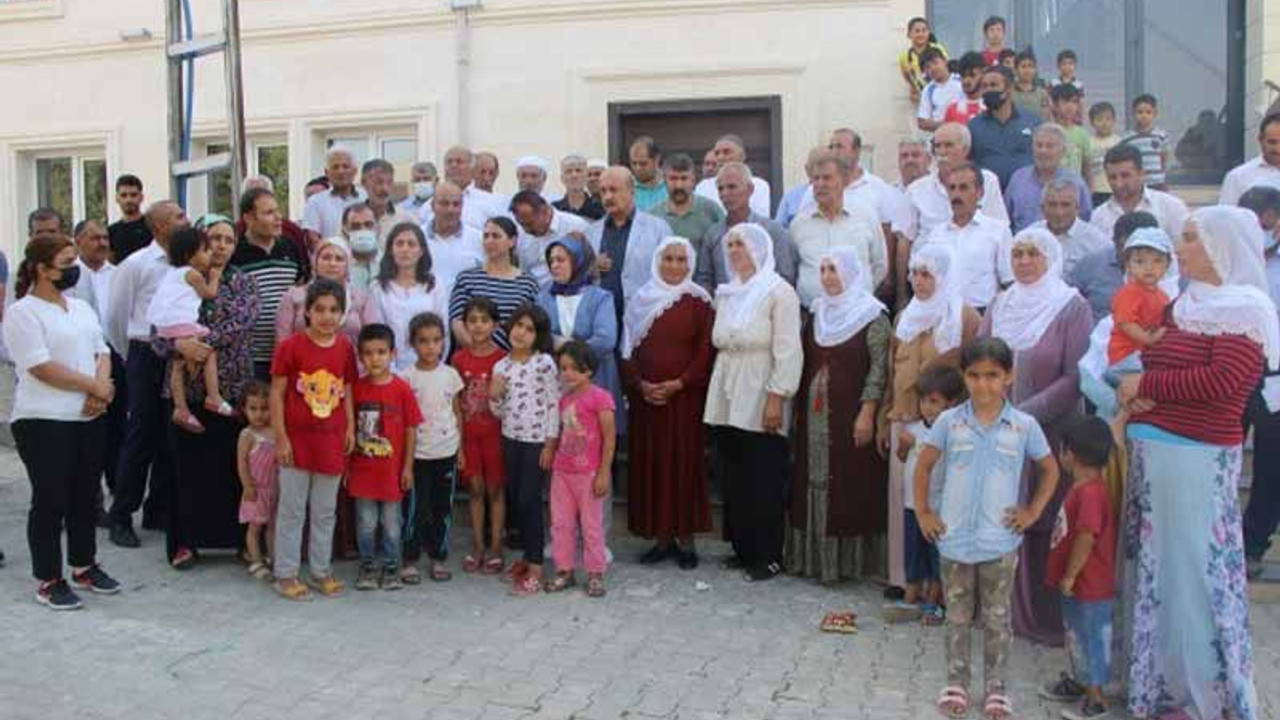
[1107,227,1173,379]
[236,380,277,581]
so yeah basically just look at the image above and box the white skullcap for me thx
[516,156,549,173]
[587,158,608,170]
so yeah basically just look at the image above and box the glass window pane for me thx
[207,143,233,217]
[82,158,107,224]
[36,157,72,229]
[381,138,416,201]
[257,144,290,219]
[928,0,1014,56]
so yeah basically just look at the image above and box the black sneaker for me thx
[639,543,679,565]
[36,579,83,610]
[1062,698,1111,719]
[677,549,699,570]
[71,564,121,595]
[882,585,906,601]
[355,564,379,591]
[1039,673,1087,702]
[744,561,782,582]
[0,548,5,567]
[109,523,140,549]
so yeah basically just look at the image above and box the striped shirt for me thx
[447,267,540,351]
[230,238,305,364]
[1120,128,1169,186]
[1134,323,1263,446]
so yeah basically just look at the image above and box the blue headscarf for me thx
[546,235,595,296]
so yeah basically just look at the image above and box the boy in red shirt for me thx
[349,324,423,591]
[1107,227,1173,382]
[1041,416,1117,719]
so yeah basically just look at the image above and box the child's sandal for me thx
[275,578,312,601]
[511,573,542,596]
[982,693,1013,720]
[430,562,453,582]
[543,572,575,593]
[936,687,969,718]
[204,398,236,417]
[399,565,422,585]
[461,554,482,573]
[171,409,205,435]
[247,561,271,581]
[483,555,505,575]
[586,573,606,598]
[921,603,946,626]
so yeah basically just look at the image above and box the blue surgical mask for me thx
[412,181,436,201]
[349,229,378,255]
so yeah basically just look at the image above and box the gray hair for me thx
[1034,123,1068,146]
[898,136,929,150]
[812,150,852,176]
[561,154,587,169]
[717,160,754,182]
[240,174,274,194]
[411,161,438,177]
[324,146,356,166]
[1041,178,1080,204]
[936,122,972,149]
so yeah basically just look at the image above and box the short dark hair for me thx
[920,47,946,67]
[240,379,271,408]
[916,365,967,403]
[507,304,554,355]
[1088,101,1116,121]
[662,153,697,175]
[1239,185,1280,218]
[557,340,597,376]
[1132,93,1158,110]
[361,158,394,178]
[948,162,984,191]
[1112,211,1159,248]
[463,296,499,324]
[957,51,987,77]
[409,311,446,343]
[357,322,395,351]
[239,186,275,217]
[1056,49,1078,65]
[982,64,1015,87]
[26,207,65,234]
[961,337,1014,372]
[1060,414,1113,468]
[509,190,549,214]
[998,48,1016,63]
[1014,48,1037,67]
[1050,83,1081,104]
[1103,143,1144,172]
[305,277,347,314]
[115,174,143,192]
[166,226,207,267]
[306,175,331,190]
[983,15,1006,32]
[629,135,661,160]
[1260,112,1280,137]
[341,201,375,225]
[72,218,101,238]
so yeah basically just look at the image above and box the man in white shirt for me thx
[301,146,366,247]
[1091,143,1188,243]
[694,134,772,217]
[906,122,1009,242]
[790,151,889,307]
[430,146,507,232]
[424,181,484,298]
[1220,115,1280,206]
[515,156,554,202]
[915,163,1010,311]
[397,161,438,217]
[475,151,500,193]
[799,129,915,237]
[511,190,589,289]
[1030,178,1110,277]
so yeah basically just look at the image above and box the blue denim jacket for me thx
[923,400,1051,564]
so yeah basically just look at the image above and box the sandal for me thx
[543,571,576,593]
[504,560,530,584]
[936,686,969,719]
[982,692,1013,720]
[308,574,345,597]
[203,398,236,417]
[399,565,422,585]
[586,573,607,598]
[483,555,505,575]
[247,561,271,581]
[430,562,453,582]
[511,572,542,596]
[462,554,482,573]
[921,603,946,626]
[275,578,313,601]
[171,409,205,435]
[170,547,196,570]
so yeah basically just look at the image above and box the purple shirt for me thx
[1004,166,1093,234]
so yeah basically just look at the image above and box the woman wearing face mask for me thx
[275,236,382,347]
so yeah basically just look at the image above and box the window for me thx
[35,153,107,227]
[204,140,290,218]
[321,131,418,199]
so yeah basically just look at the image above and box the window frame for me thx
[32,149,108,227]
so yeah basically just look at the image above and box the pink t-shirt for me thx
[553,384,615,477]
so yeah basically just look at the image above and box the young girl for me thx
[270,278,358,601]
[452,296,508,574]
[490,304,560,596]
[146,226,232,433]
[914,338,1060,720]
[236,380,277,581]
[544,340,616,598]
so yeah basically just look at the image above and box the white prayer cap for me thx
[516,156,549,173]
[587,158,608,170]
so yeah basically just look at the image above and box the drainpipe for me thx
[450,0,482,146]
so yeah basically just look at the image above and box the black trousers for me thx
[109,342,172,528]
[102,349,127,491]
[1245,390,1280,560]
[404,457,457,562]
[13,418,107,581]
[717,426,788,568]
[503,437,547,565]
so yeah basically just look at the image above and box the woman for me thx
[898,16,947,103]
[449,217,539,351]
[4,233,119,609]
[704,223,802,582]
[275,236,381,345]
[371,222,448,374]
[978,227,1092,645]
[1115,206,1267,720]
[155,215,260,568]
[879,245,981,591]
[787,246,891,584]
[622,237,715,569]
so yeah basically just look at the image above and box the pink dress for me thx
[238,428,279,526]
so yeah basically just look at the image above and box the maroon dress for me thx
[624,295,716,540]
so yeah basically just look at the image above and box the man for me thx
[512,190,589,289]
[1030,178,1109,277]
[301,146,366,246]
[694,134,772,217]
[906,122,1009,240]
[629,136,667,212]
[776,148,823,229]
[397,161,438,216]
[437,145,505,231]
[789,151,888,307]
[1221,114,1280,206]
[425,181,485,297]
[27,206,63,239]
[892,137,932,306]
[914,163,1010,312]
[586,158,608,198]
[650,153,724,251]
[969,64,1041,190]
[304,176,330,199]
[553,154,605,220]
[235,175,309,260]
[360,158,417,240]
[105,200,187,547]
[800,129,914,240]
[231,188,307,380]
[515,156,553,200]
[701,149,719,181]
[895,137,931,191]
[1004,123,1092,233]
[943,52,988,126]
[1067,211,1159,322]
[698,161,798,293]
[108,174,152,263]
[475,151,501,193]
[343,202,381,293]
[1091,144,1188,243]
[585,166,673,322]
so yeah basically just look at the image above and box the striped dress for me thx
[447,267,540,351]
[229,238,306,366]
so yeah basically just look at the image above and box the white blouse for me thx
[371,280,450,374]
[3,294,107,422]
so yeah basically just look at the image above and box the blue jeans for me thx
[1061,595,1113,689]
[356,498,402,569]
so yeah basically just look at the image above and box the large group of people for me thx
[3,12,1279,720]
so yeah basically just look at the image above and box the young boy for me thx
[1123,94,1169,189]
[917,47,964,133]
[1010,49,1050,118]
[1051,84,1093,183]
[944,51,988,126]
[981,16,1007,67]
[348,323,423,591]
[997,48,1016,71]
[1087,102,1121,207]
[402,312,465,584]
[884,365,966,626]
[915,338,1060,720]
[1050,49,1084,96]
[1039,415,1116,720]
[1107,227,1173,378]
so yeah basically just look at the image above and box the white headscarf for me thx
[1173,206,1280,370]
[812,245,886,347]
[990,227,1081,351]
[895,244,965,353]
[716,223,782,334]
[621,236,711,359]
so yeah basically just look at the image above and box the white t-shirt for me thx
[902,419,944,511]
[917,75,964,123]
[404,363,464,460]
[4,294,108,422]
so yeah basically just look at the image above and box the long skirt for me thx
[1120,424,1257,720]
[166,405,244,562]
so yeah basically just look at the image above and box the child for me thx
[1087,102,1121,207]
[452,296,508,574]
[348,323,422,591]
[915,338,1059,720]
[1050,49,1084,96]
[402,312,465,584]
[1107,227,1173,379]
[236,380,277,581]
[145,226,231,433]
[270,278,358,601]
[899,16,947,103]
[1050,84,1093,183]
[1123,94,1169,189]
[1039,415,1116,720]
[884,365,966,626]
[997,48,1016,71]
[1010,49,1050,118]
[490,305,560,596]
[543,341,616,598]
[917,47,964,133]
[981,16,1007,67]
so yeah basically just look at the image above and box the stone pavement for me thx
[0,447,1277,720]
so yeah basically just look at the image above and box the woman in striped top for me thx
[370,222,449,375]
[448,217,539,352]
[1114,206,1271,720]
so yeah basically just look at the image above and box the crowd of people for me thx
[3,12,1279,720]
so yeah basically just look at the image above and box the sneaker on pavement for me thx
[380,567,403,591]
[355,565,378,591]
[36,579,83,611]
[1040,673,1087,702]
[71,564,121,594]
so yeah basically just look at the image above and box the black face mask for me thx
[982,90,1007,110]
[52,264,80,291]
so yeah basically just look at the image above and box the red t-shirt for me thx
[347,375,424,501]
[1108,281,1170,364]
[270,332,359,475]
[982,48,1003,67]
[944,98,984,125]
[453,347,506,438]
[1046,479,1116,601]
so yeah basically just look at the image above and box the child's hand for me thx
[489,373,508,400]
[1059,575,1076,597]
[276,437,294,467]
[242,485,257,502]
[1150,326,1166,345]
[593,468,611,498]
[852,406,874,447]
[895,429,916,463]
[344,428,355,456]
[538,444,555,471]
[1003,505,1040,534]
[401,468,414,492]
[916,510,946,543]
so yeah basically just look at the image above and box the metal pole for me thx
[165,0,184,201]
[223,0,248,220]
[455,8,471,146]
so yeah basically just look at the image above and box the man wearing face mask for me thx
[969,64,1041,191]
[343,203,381,293]
[397,161,438,217]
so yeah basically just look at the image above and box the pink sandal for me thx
[461,554,482,573]
[936,687,969,718]
[172,409,205,434]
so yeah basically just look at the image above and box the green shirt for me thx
[1062,125,1093,185]
[634,180,668,213]
[651,195,725,251]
